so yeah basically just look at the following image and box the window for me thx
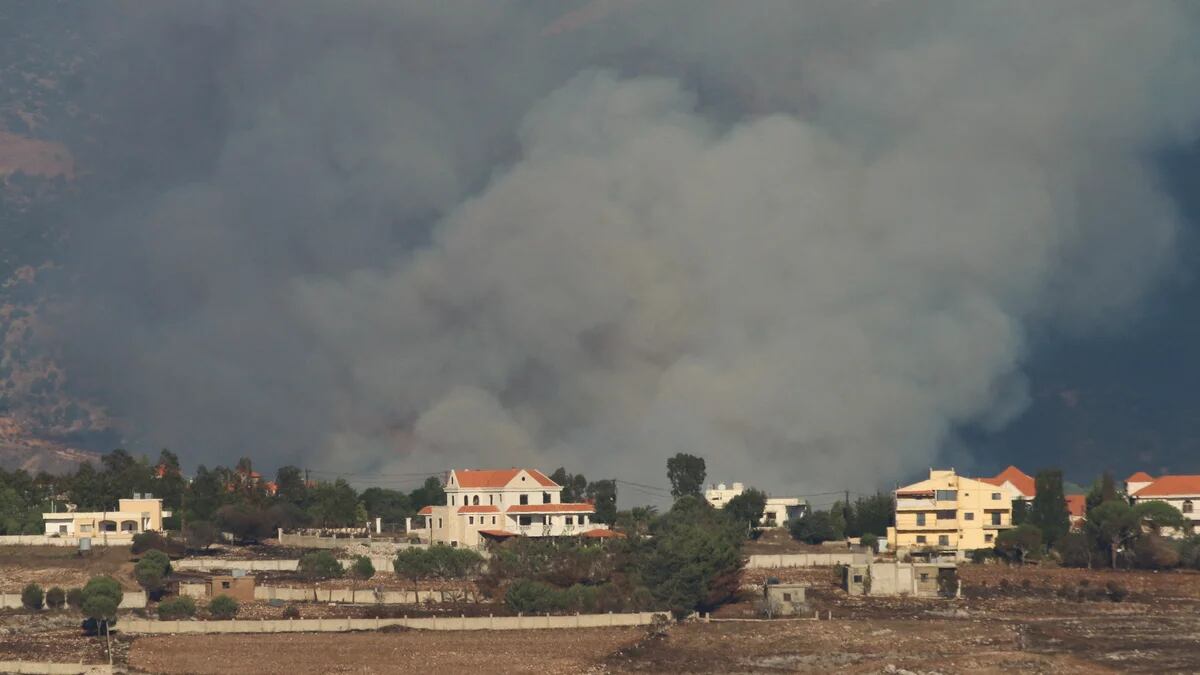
[919,573,929,582]
[991,493,1001,500]
[916,513,926,526]
[916,535,927,544]
[519,515,532,526]
[985,534,994,543]
[473,495,480,506]
[991,512,1002,526]
[852,575,863,583]
[964,512,974,521]
[450,495,455,506]
[491,516,496,525]
[58,525,67,534]
[489,495,494,505]
[520,494,529,505]
[438,518,443,528]
[936,510,956,520]
[566,516,574,525]
[782,593,792,602]
[469,516,474,525]
[935,490,957,501]
[1184,500,1194,514]
[543,492,552,504]
[938,535,949,546]
[221,581,231,589]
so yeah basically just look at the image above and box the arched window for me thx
[473,495,480,506]
[1184,500,1194,514]
[450,495,455,506]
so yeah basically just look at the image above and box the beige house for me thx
[705,482,807,527]
[42,496,170,541]
[1126,473,1200,535]
[887,469,1012,552]
[407,469,609,548]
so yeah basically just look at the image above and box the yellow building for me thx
[42,496,170,542]
[887,469,1013,552]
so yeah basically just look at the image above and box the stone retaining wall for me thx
[121,611,667,634]
[254,586,480,604]
[0,590,146,609]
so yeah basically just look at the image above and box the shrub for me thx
[968,548,996,564]
[45,586,65,609]
[298,550,344,579]
[209,594,239,619]
[860,533,879,551]
[995,524,1043,564]
[80,576,123,634]
[131,532,185,557]
[157,596,196,620]
[283,604,301,619]
[21,583,44,610]
[1055,532,1101,569]
[66,587,84,609]
[183,521,218,551]
[1133,534,1180,570]
[505,579,566,614]
[349,555,375,581]
[1105,581,1128,602]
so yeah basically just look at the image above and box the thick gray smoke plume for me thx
[58,2,1200,493]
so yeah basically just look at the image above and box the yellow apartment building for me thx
[887,469,1013,552]
[42,496,170,542]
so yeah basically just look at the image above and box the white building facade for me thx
[406,469,609,548]
[1126,473,1200,535]
[705,482,807,527]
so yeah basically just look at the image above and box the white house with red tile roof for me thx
[1126,473,1200,533]
[406,468,608,548]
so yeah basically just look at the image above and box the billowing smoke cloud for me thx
[54,2,1200,494]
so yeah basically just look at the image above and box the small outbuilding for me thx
[763,583,808,617]
[208,571,256,603]
[843,562,958,599]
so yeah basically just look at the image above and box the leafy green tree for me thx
[995,523,1043,564]
[848,492,895,537]
[1028,470,1070,548]
[409,476,446,512]
[298,550,344,579]
[359,488,412,525]
[80,576,123,651]
[349,555,375,582]
[306,479,358,527]
[1085,471,1120,513]
[614,506,658,538]
[134,550,172,598]
[45,587,65,609]
[1056,531,1102,568]
[1088,500,1140,569]
[641,496,743,617]
[1011,499,1029,525]
[184,465,222,523]
[789,510,842,544]
[154,449,186,525]
[586,479,618,524]
[274,466,308,507]
[550,468,589,503]
[209,594,239,620]
[723,488,767,535]
[666,454,707,498]
[1133,500,1186,535]
[21,583,44,610]
[183,520,218,551]
[215,504,272,543]
[393,546,485,581]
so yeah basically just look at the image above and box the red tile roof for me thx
[457,505,500,514]
[1131,475,1200,497]
[478,529,518,538]
[1065,494,1086,518]
[581,529,624,538]
[506,503,594,513]
[1125,471,1154,483]
[980,466,1036,497]
[452,469,559,489]
[417,506,433,515]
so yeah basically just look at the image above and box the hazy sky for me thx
[14,1,1200,497]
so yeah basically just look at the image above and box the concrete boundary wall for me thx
[0,591,145,610]
[277,533,431,551]
[746,552,868,568]
[254,586,480,604]
[121,611,668,634]
[0,535,131,547]
[175,556,395,573]
[0,662,112,674]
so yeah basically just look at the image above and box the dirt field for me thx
[128,628,644,674]
[0,545,137,591]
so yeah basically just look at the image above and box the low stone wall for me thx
[746,552,869,568]
[277,533,374,549]
[254,586,480,604]
[121,611,668,634]
[0,590,146,609]
[0,662,112,674]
